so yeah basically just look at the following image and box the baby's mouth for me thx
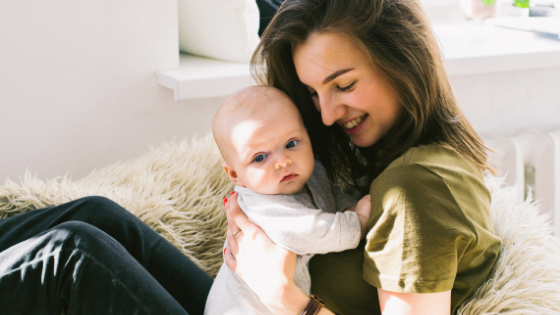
[281,173,298,182]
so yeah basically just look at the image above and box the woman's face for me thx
[293,31,402,148]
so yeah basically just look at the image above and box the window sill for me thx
[157,20,560,101]
[155,53,255,101]
[435,20,560,77]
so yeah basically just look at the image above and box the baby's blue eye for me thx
[253,154,267,163]
[286,140,298,149]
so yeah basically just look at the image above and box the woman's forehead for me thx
[293,32,369,81]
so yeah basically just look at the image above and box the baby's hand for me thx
[354,194,371,239]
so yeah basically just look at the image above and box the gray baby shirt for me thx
[204,162,361,315]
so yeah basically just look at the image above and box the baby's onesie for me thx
[204,162,361,315]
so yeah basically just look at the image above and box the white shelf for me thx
[157,21,560,101]
[156,53,255,101]
[435,21,560,76]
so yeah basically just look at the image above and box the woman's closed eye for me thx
[285,140,299,149]
[307,81,356,98]
[252,154,268,163]
[336,81,356,92]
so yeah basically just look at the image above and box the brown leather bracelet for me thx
[300,294,324,315]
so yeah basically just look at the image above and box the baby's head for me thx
[213,85,315,195]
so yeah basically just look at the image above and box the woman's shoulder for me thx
[369,143,493,232]
[380,143,485,186]
[390,143,477,170]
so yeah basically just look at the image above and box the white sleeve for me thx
[241,194,361,256]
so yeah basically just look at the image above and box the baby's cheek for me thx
[245,168,274,192]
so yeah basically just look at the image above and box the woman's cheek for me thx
[351,87,375,112]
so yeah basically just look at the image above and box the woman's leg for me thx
[0,196,213,315]
[0,221,188,315]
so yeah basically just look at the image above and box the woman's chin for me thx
[349,134,378,148]
[345,121,380,148]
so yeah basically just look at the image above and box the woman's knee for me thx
[75,195,125,212]
[49,221,128,252]
[52,221,107,240]
[71,196,135,222]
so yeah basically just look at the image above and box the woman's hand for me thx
[223,192,311,314]
[354,194,371,239]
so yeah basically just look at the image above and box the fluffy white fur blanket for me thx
[457,176,560,315]
[1,134,559,314]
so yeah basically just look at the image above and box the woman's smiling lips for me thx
[281,173,298,182]
[341,114,368,135]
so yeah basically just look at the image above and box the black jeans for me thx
[0,196,213,315]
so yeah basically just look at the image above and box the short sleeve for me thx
[362,163,474,293]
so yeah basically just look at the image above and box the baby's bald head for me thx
[212,85,315,195]
[212,85,302,164]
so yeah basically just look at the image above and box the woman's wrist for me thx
[264,282,308,315]
[265,283,334,315]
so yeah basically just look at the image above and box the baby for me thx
[205,85,371,315]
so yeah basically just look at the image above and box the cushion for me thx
[178,0,260,63]
[1,134,560,314]
[255,0,283,36]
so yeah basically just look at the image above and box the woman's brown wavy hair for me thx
[251,0,492,192]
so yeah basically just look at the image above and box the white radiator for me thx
[484,130,560,236]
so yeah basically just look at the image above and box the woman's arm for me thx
[378,289,451,315]
[224,192,335,315]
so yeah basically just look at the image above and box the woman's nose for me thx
[274,155,292,169]
[317,95,345,126]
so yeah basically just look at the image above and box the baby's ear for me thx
[222,162,245,187]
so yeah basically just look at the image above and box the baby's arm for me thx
[330,183,371,239]
[242,196,361,256]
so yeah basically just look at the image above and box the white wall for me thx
[0,0,224,183]
[452,67,560,136]
[1,0,558,185]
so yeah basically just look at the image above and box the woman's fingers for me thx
[224,247,237,273]
[226,222,240,256]
[225,192,241,232]
[226,192,258,238]
[224,191,242,255]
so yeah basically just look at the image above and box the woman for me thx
[222,0,501,314]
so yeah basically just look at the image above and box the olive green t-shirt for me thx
[309,145,501,314]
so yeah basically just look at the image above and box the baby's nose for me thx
[275,156,292,169]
